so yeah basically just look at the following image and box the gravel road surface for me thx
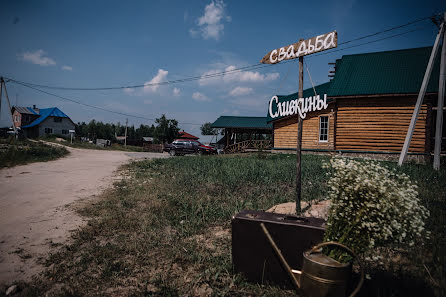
[0,146,168,284]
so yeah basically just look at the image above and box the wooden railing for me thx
[224,140,272,154]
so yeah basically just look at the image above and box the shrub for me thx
[323,157,429,263]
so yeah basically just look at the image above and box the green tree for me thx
[200,122,218,135]
[153,114,179,144]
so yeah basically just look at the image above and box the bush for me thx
[323,157,430,263]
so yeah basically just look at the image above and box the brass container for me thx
[260,223,364,297]
[300,250,352,297]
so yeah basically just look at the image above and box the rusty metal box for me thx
[232,210,325,288]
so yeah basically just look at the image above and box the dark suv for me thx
[164,139,217,156]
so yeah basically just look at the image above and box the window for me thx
[62,129,69,135]
[44,128,53,134]
[54,117,62,122]
[319,116,329,142]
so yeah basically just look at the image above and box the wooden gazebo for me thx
[211,116,273,153]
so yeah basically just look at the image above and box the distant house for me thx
[142,137,153,144]
[12,105,75,138]
[178,131,199,140]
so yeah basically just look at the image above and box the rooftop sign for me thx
[261,31,337,64]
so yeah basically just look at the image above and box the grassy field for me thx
[10,153,446,296]
[0,138,69,168]
[42,136,145,152]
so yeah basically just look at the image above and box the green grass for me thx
[11,153,446,296]
[0,138,69,168]
[41,136,145,152]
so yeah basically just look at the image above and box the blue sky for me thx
[0,0,445,136]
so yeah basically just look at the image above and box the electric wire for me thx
[4,14,439,124]
[308,27,425,58]
[4,13,437,91]
[336,14,435,46]
[11,79,202,125]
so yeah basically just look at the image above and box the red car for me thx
[164,139,217,156]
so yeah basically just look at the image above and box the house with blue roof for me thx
[12,105,75,138]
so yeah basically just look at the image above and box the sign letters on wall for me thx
[268,94,329,120]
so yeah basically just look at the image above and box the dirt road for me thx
[0,147,168,284]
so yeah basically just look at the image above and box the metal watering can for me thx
[261,223,364,297]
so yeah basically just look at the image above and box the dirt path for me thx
[0,146,168,284]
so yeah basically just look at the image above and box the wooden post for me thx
[434,13,446,170]
[124,118,128,147]
[399,22,445,165]
[296,56,304,214]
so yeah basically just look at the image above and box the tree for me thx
[200,122,218,135]
[153,114,179,144]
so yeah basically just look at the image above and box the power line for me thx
[308,27,425,58]
[4,14,438,125]
[6,63,270,91]
[4,13,437,92]
[10,79,203,125]
[336,14,434,46]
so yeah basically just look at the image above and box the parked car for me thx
[164,139,217,156]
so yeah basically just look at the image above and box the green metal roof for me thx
[265,46,442,123]
[266,82,333,122]
[328,46,440,96]
[211,116,272,129]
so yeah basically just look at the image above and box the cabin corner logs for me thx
[270,95,434,154]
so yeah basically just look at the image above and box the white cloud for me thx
[223,108,240,115]
[192,92,211,102]
[198,65,279,86]
[19,49,56,66]
[61,65,72,71]
[144,69,168,93]
[191,0,230,40]
[123,88,135,94]
[229,86,253,96]
[173,87,181,96]
[144,99,153,105]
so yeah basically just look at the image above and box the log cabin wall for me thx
[273,110,335,150]
[335,96,428,153]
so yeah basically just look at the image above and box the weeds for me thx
[0,138,69,168]
[11,154,446,296]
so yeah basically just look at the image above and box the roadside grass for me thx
[0,138,69,168]
[41,136,145,152]
[13,153,446,296]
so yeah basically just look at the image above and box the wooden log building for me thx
[267,47,444,157]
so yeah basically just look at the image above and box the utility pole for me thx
[434,12,446,170]
[0,78,2,119]
[124,118,128,147]
[399,13,446,169]
[0,78,17,136]
[296,56,304,215]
